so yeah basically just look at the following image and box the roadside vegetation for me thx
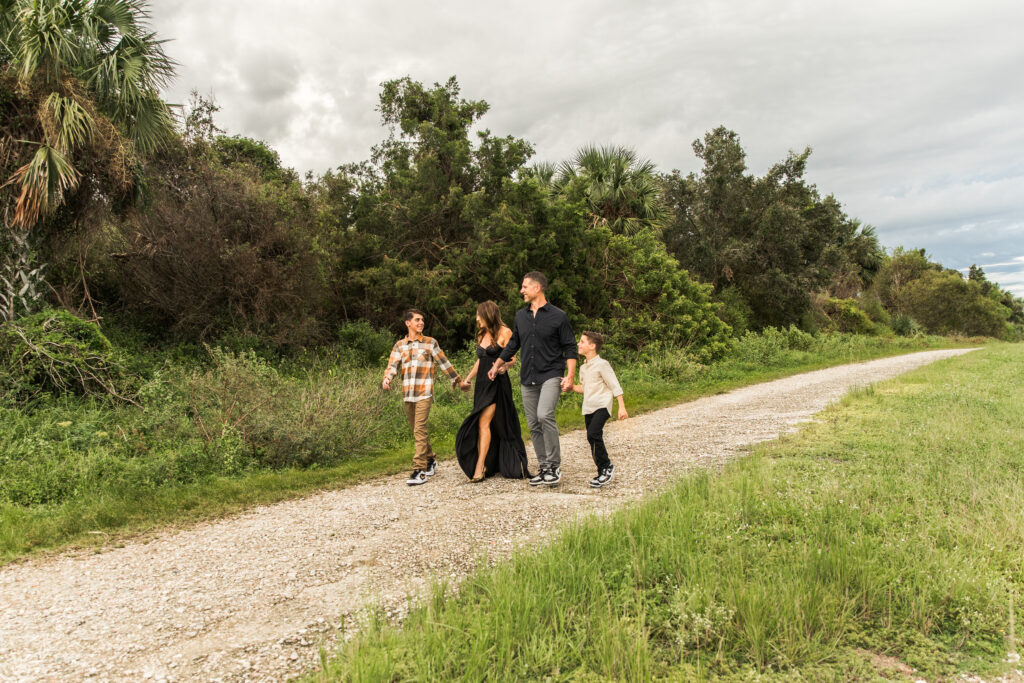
[314,343,1023,682]
[0,322,966,563]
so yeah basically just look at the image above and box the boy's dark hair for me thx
[403,308,425,322]
[523,271,547,290]
[582,330,604,352]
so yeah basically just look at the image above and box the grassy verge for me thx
[0,332,971,564]
[314,343,1022,682]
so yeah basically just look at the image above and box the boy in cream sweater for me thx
[572,331,628,488]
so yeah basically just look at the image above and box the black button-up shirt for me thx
[499,302,578,385]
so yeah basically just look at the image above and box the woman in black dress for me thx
[455,301,531,482]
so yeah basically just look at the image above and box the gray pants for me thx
[521,377,562,471]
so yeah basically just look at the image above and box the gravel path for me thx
[0,349,976,682]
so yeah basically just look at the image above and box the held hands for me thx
[560,375,573,392]
[487,362,501,381]
[460,380,472,392]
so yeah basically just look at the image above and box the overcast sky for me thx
[149,0,1024,296]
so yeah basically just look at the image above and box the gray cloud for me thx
[149,0,1024,296]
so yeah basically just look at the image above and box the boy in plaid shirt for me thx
[382,309,462,485]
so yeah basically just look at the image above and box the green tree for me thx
[900,270,1010,338]
[873,247,936,313]
[663,127,874,329]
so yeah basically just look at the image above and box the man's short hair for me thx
[523,271,547,290]
[403,308,425,322]
[582,330,604,352]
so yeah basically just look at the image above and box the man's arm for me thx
[562,358,577,392]
[490,319,521,379]
[558,314,579,391]
[431,340,462,388]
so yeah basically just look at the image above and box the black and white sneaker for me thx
[406,469,427,486]
[590,464,615,488]
[529,468,547,486]
[542,466,561,486]
[424,459,437,477]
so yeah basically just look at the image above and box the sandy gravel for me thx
[0,349,977,682]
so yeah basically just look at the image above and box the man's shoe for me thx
[542,466,561,486]
[590,464,615,488]
[406,469,427,486]
[529,469,547,486]
[424,459,438,477]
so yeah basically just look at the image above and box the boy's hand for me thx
[382,377,391,390]
[618,409,629,420]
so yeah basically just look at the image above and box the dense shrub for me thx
[335,321,395,367]
[890,313,923,337]
[112,144,327,347]
[900,271,1010,338]
[0,309,137,405]
[713,286,752,337]
[732,328,790,365]
[820,298,877,334]
[172,348,393,468]
[575,228,732,360]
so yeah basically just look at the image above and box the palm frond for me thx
[8,143,81,228]
[11,0,83,85]
[125,90,173,155]
[41,91,96,151]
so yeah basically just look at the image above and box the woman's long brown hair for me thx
[476,301,504,347]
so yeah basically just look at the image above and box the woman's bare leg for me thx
[474,403,496,478]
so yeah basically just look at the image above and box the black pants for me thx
[584,408,611,472]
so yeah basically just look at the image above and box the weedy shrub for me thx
[335,321,395,367]
[890,313,923,337]
[821,298,877,334]
[733,328,790,365]
[176,347,394,468]
[782,324,815,351]
[642,349,709,383]
[0,309,138,406]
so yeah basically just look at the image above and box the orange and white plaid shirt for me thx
[384,334,461,402]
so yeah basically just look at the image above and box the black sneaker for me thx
[529,468,547,486]
[406,469,427,486]
[590,464,615,488]
[424,459,437,477]
[542,466,561,486]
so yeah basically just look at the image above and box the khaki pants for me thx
[404,398,434,469]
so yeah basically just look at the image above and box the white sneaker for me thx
[590,464,614,488]
[542,466,561,486]
[406,469,427,486]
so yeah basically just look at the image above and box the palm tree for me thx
[553,145,668,235]
[1,0,176,231]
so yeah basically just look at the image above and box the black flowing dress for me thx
[455,344,531,479]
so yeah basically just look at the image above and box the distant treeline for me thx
[2,0,1021,356]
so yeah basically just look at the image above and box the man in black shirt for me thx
[490,271,578,486]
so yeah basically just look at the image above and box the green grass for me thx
[314,343,1023,682]
[0,332,969,565]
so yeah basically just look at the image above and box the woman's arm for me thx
[461,358,480,390]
